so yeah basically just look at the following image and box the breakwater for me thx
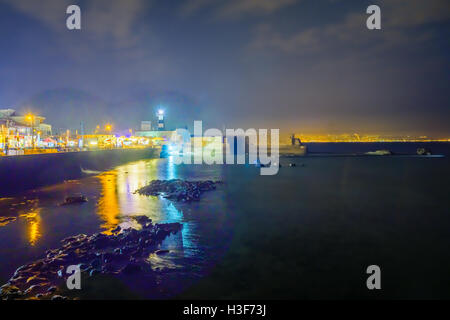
[0,148,158,196]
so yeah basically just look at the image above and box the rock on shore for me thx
[0,216,181,300]
[0,216,17,227]
[135,179,220,202]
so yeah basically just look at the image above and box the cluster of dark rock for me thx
[135,179,220,202]
[60,195,88,206]
[0,216,181,300]
[288,163,305,167]
[0,216,17,227]
[255,161,304,168]
[416,148,432,155]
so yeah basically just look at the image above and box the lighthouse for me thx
[157,109,165,131]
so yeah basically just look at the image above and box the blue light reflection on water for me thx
[167,156,177,180]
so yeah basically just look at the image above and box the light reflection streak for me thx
[167,156,176,180]
[20,209,42,246]
[165,203,195,258]
[95,158,194,258]
[96,159,172,233]
[97,173,120,234]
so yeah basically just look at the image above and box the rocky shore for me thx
[135,179,220,202]
[0,216,181,300]
[0,216,16,227]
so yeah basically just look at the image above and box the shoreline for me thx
[0,148,158,197]
[0,216,182,300]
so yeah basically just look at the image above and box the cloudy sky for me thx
[0,0,449,136]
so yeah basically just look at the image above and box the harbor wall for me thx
[0,148,158,196]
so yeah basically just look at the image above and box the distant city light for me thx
[158,109,164,116]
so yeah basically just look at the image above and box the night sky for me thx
[0,0,449,136]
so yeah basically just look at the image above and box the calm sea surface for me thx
[1,142,449,299]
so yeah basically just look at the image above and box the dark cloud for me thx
[0,0,449,136]
[180,0,299,19]
[249,0,450,55]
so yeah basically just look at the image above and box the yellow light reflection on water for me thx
[97,173,120,234]
[116,162,151,217]
[96,159,163,234]
[20,209,42,246]
[96,158,182,234]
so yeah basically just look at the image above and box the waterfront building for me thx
[141,121,151,131]
[135,130,175,145]
[0,109,53,154]
[0,109,52,136]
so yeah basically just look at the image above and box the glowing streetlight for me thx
[25,114,35,149]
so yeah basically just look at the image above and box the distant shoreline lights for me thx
[169,121,280,176]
